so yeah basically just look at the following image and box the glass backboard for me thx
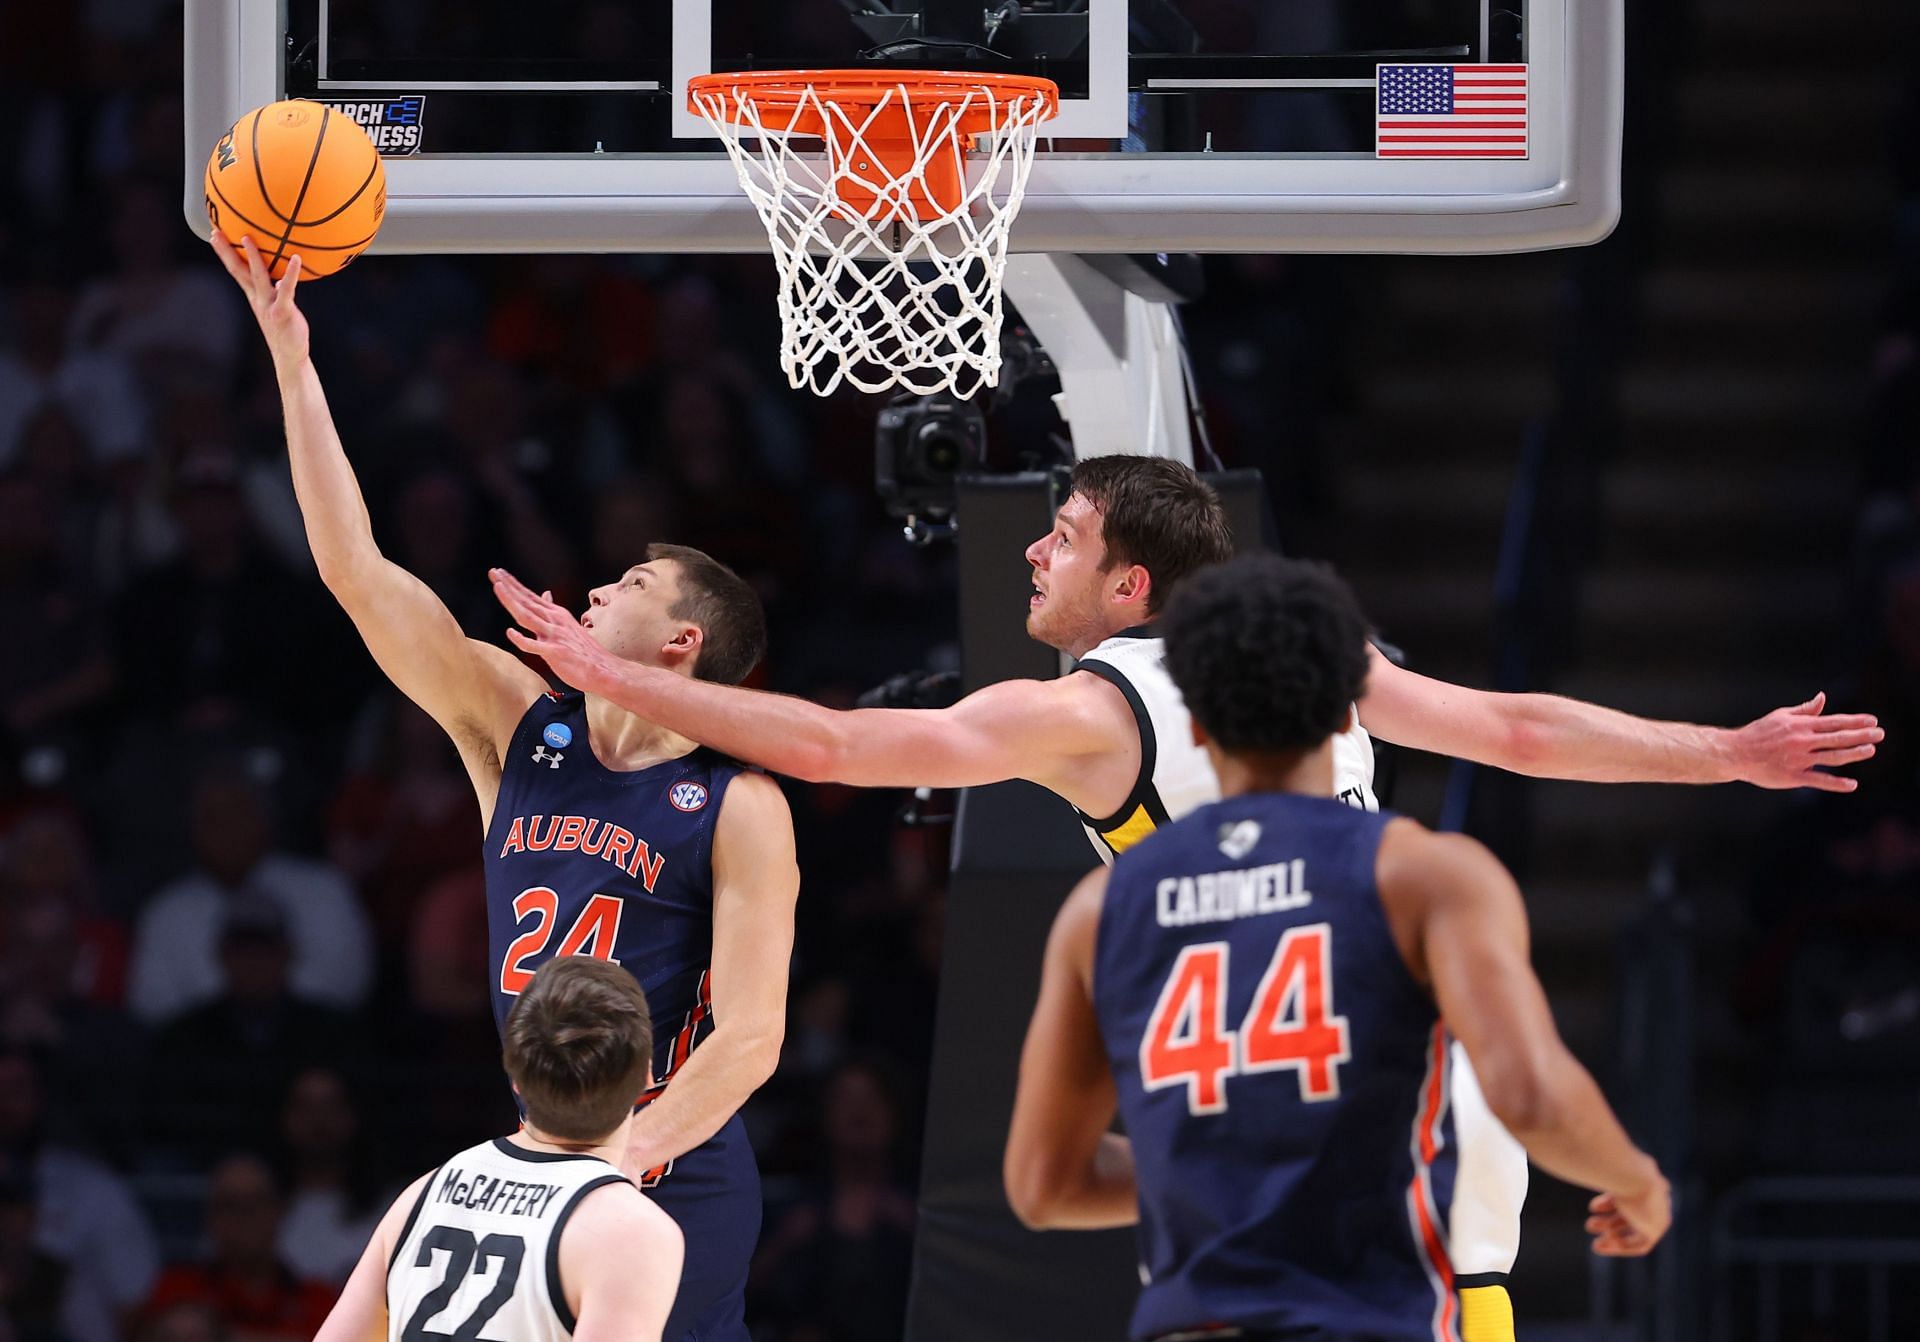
[182,0,1622,255]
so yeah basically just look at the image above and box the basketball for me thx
[204,99,386,281]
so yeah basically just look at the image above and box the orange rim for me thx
[688,69,1059,220]
[686,69,1061,126]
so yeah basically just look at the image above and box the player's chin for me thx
[1024,607,1065,650]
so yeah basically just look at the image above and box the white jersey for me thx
[386,1139,630,1342]
[1073,629,1379,862]
[1071,629,1528,1280]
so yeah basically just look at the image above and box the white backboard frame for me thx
[182,0,1622,256]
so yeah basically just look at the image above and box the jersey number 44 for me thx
[1139,923,1353,1115]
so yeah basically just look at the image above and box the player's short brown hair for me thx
[1068,457,1236,616]
[648,543,768,686]
[502,957,653,1143]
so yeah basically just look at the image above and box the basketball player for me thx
[212,233,798,1342]
[491,453,1873,1333]
[1004,555,1670,1342]
[315,956,684,1342]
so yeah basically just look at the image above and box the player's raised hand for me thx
[209,230,309,371]
[1586,1180,1670,1258]
[491,567,622,694]
[1727,691,1883,792]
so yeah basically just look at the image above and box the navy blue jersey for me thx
[483,691,743,1104]
[1094,794,1461,1342]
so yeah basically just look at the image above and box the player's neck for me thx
[510,1124,625,1167]
[1065,611,1157,660]
[583,691,699,769]
[1210,742,1336,801]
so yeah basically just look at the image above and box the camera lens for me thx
[920,428,964,474]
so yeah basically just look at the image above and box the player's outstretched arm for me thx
[311,1169,434,1342]
[1360,647,1881,792]
[1004,867,1139,1231]
[563,1186,684,1342]
[493,567,1127,794]
[621,772,798,1176]
[1378,822,1670,1257]
[212,235,545,748]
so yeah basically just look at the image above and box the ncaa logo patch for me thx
[668,781,708,813]
[542,722,574,749]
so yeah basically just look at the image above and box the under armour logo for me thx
[532,747,564,768]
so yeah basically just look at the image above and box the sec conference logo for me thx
[668,782,708,813]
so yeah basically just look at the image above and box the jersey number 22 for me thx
[1139,923,1352,1114]
[402,1227,525,1342]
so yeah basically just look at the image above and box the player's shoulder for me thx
[558,1182,683,1336]
[710,767,798,880]
[470,640,556,719]
[1053,662,1149,734]
[564,1178,681,1256]
[713,765,790,822]
[474,638,553,694]
[946,670,1134,750]
[1374,818,1505,901]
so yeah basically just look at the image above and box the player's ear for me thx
[1189,716,1210,749]
[663,623,702,669]
[1339,703,1356,734]
[1111,563,1151,611]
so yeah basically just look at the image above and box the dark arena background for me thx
[2,2,1918,1341]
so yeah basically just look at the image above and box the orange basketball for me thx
[204,100,386,281]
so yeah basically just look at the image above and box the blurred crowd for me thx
[0,7,1031,1342]
[1731,63,1920,1175]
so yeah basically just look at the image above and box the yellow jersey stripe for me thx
[1099,804,1161,856]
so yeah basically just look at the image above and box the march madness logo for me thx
[321,97,426,155]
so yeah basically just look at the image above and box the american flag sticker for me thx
[1376,64,1529,159]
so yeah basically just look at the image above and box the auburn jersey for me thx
[1072,627,1526,1322]
[1095,794,1461,1342]
[482,691,744,1100]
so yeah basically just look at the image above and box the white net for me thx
[690,75,1056,399]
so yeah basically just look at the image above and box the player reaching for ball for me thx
[1003,555,1669,1342]
[212,233,797,1342]
[315,957,684,1342]
[493,454,1878,1336]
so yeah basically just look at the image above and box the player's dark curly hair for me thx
[1161,555,1372,754]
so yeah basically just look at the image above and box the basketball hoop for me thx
[688,70,1059,398]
